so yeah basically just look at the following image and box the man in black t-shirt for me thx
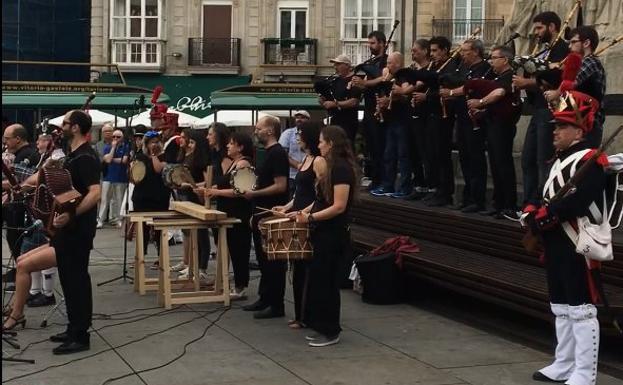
[467,45,519,219]
[440,39,491,212]
[513,11,569,205]
[47,110,101,354]
[2,124,36,260]
[349,31,388,190]
[242,115,289,319]
[320,54,362,147]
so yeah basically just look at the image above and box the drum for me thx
[230,166,257,195]
[258,216,313,261]
[162,164,195,189]
[129,160,146,184]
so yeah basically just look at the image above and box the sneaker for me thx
[96,222,103,229]
[370,187,393,197]
[199,269,210,281]
[230,287,247,301]
[178,267,190,279]
[388,191,411,199]
[308,334,340,347]
[305,332,322,341]
[27,294,56,308]
[170,262,187,272]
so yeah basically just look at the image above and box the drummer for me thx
[291,125,358,347]
[171,129,212,280]
[273,121,326,329]
[131,131,171,261]
[197,131,254,300]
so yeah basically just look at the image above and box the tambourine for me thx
[129,160,146,184]
[230,166,257,195]
[162,164,195,189]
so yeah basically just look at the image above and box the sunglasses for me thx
[113,135,123,138]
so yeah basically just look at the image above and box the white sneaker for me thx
[170,262,187,272]
[177,267,190,279]
[308,334,340,347]
[199,269,209,281]
[96,222,103,229]
[230,287,247,300]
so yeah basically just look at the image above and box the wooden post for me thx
[205,165,214,209]
[159,230,172,309]
[135,218,145,294]
[191,229,200,291]
[218,225,230,306]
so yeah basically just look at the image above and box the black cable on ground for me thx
[1,306,229,384]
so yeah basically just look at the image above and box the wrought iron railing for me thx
[261,38,317,65]
[432,18,505,46]
[188,38,241,66]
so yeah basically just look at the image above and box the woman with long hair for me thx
[206,122,232,179]
[273,121,325,329]
[171,129,212,280]
[291,125,358,347]
[196,131,254,299]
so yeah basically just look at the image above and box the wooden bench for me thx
[350,194,623,334]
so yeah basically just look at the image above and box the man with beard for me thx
[513,11,568,206]
[242,115,289,319]
[44,110,101,354]
[349,31,387,191]
[440,39,490,212]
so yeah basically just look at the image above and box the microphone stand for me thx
[97,97,144,287]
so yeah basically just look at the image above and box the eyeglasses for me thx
[489,56,505,60]
[112,135,123,138]
[569,39,582,44]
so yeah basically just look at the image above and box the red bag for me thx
[370,236,420,269]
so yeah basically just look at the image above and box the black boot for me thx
[242,298,269,312]
[253,306,285,319]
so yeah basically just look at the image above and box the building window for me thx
[453,0,484,41]
[111,0,162,66]
[341,0,394,63]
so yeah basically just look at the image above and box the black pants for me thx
[3,202,27,259]
[55,241,93,342]
[132,199,169,256]
[485,118,517,210]
[544,230,592,305]
[227,221,252,289]
[456,112,487,206]
[292,260,309,322]
[252,215,286,308]
[305,224,348,337]
[409,117,427,188]
[428,113,455,199]
[363,112,385,187]
[521,108,555,205]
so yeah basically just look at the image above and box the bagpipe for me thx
[463,77,522,126]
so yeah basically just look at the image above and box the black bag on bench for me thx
[355,252,405,304]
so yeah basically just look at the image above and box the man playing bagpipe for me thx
[521,90,607,385]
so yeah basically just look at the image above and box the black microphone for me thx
[138,95,146,111]
[504,32,521,46]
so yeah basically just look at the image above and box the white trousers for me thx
[98,181,127,224]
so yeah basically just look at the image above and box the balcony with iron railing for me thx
[188,37,241,74]
[261,38,317,66]
[432,18,505,46]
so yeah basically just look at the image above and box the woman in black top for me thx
[206,122,232,181]
[198,131,254,299]
[273,121,325,329]
[292,125,358,347]
[132,131,171,258]
[174,129,212,278]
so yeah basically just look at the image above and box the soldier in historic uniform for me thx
[522,90,606,385]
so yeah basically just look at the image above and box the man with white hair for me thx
[279,110,310,197]
[97,129,130,228]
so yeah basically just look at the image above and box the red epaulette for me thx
[581,149,609,168]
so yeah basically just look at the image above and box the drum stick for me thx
[254,206,286,216]
[204,165,214,209]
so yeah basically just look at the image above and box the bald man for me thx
[370,52,414,199]
[97,129,130,228]
[242,116,290,319]
[3,124,36,260]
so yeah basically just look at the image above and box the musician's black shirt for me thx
[485,68,514,95]
[51,142,101,250]
[427,59,460,114]
[528,39,569,109]
[455,60,491,119]
[328,75,362,130]
[132,152,171,206]
[13,144,36,165]
[255,143,289,209]
[362,55,388,112]
[311,158,355,229]
[384,73,411,124]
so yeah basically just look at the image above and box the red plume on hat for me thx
[559,53,583,93]
[552,90,599,133]
[149,85,168,119]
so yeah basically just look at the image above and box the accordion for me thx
[31,162,82,236]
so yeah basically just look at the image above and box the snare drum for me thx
[129,160,146,184]
[162,164,195,189]
[230,166,257,195]
[258,216,313,261]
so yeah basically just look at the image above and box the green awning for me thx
[2,92,170,109]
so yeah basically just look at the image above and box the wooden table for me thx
[149,217,240,309]
[128,211,186,295]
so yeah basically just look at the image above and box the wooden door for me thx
[202,5,232,64]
